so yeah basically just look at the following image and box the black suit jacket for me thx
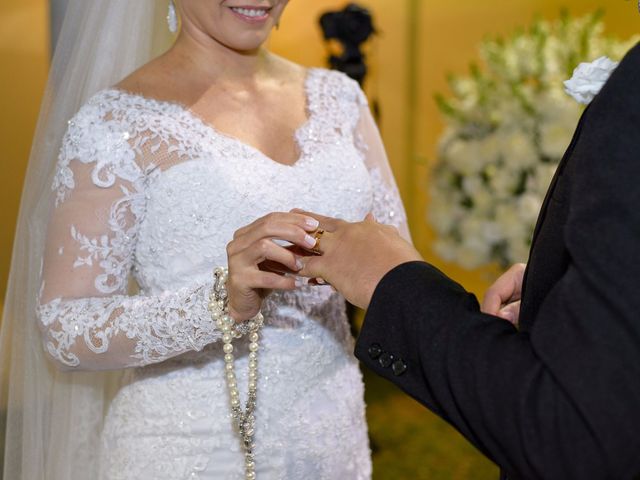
[356,44,640,479]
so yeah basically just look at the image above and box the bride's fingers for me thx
[246,270,297,291]
[233,212,319,241]
[259,260,284,274]
[259,259,299,275]
[289,209,343,232]
[304,230,337,256]
[242,239,303,273]
[229,222,318,255]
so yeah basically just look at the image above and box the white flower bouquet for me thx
[429,11,638,270]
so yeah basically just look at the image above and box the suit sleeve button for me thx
[368,343,382,360]
[392,359,407,376]
[378,352,394,368]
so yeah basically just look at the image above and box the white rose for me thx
[462,175,483,197]
[507,239,531,265]
[446,139,483,176]
[457,242,488,270]
[459,216,484,240]
[470,188,494,214]
[429,199,460,234]
[495,203,528,242]
[488,166,520,199]
[517,193,543,223]
[564,56,618,105]
[539,116,577,159]
[527,163,558,195]
[498,130,539,169]
[481,220,504,244]
[537,95,581,159]
[478,133,502,166]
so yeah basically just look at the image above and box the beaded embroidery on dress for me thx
[37,68,409,479]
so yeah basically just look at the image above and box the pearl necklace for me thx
[209,267,264,480]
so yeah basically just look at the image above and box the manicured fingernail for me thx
[305,218,320,230]
[316,277,326,285]
[295,258,304,271]
[295,277,309,288]
[304,234,317,248]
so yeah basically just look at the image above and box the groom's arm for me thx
[357,45,640,480]
[357,262,606,480]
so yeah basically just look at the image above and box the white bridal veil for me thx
[0,1,173,478]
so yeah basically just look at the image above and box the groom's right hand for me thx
[294,211,423,309]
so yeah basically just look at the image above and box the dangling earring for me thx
[275,21,281,30]
[167,0,178,33]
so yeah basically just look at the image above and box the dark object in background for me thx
[320,3,378,329]
[319,3,376,85]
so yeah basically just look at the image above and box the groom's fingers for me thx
[482,263,526,315]
[290,209,343,232]
[482,289,505,316]
[497,301,521,326]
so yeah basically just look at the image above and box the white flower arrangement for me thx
[429,12,638,270]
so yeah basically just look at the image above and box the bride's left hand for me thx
[226,212,321,321]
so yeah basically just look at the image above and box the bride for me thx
[1,0,409,479]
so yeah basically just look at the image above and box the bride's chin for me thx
[214,31,273,53]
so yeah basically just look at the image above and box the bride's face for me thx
[178,0,290,51]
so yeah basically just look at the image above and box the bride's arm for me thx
[354,93,412,243]
[39,108,323,372]
[37,115,220,372]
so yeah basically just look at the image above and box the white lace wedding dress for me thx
[36,68,408,480]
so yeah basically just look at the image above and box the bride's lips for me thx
[228,5,273,25]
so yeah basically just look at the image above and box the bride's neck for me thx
[169,28,272,86]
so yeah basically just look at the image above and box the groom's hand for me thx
[294,210,423,309]
[481,263,526,326]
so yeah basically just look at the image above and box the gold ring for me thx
[311,229,325,255]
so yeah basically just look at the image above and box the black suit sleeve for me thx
[356,45,640,480]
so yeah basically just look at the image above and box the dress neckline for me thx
[104,68,320,169]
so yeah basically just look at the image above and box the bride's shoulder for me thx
[270,54,364,100]
[113,54,176,102]
[307,67,368,107]
[67,56,181,134]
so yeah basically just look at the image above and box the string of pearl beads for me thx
[209,267,264,480]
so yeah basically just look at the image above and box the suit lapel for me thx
[528,103,591,252]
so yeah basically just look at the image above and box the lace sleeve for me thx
[37,104,220,371]
[354,89,412,242]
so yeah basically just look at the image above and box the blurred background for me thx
[1,0,639,478]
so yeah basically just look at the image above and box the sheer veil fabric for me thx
[0,2,173,478]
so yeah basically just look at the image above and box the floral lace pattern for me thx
[38,68,408,479]
[38,283,217,367]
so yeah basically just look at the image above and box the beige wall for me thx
[1,1,639,312]
[0,0,48,309]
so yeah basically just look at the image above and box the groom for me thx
[298,43,640,479]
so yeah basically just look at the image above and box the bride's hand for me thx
[226,212,320,321]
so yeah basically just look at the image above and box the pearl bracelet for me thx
[208,267,264,480]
